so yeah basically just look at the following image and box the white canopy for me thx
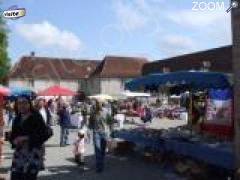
[89,94,115,101]
[122,91,151,98]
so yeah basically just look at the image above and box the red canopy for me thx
[0,85,10,96]
[38,85,76,96]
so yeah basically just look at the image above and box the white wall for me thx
[100,78,124,96]
[9,79,29,88]
[9,79,57,91]
[9,77,133,96]
[60,80,78,91]
[35,80,58,91]
[9,78,79,92]
[88,78,131,96]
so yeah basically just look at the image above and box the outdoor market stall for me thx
[125,71,233,136]
[112,128,234,170]
[112,91,152,118]
[38,85,82,129]
[112,71,234,171]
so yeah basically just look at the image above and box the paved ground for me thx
[1,118,187,180]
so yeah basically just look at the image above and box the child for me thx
[73,129,85,167]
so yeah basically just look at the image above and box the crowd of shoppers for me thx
[3,96,119,179]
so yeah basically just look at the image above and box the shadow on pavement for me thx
[38,154,183,180]
[0,167,9,174]
[45,144,61,148]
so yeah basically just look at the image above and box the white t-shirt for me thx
[70,113,83,128]
[39,108,47,124]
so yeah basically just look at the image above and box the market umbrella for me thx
[89,94,114,101]
[38,85,76,96]
[9,86,35,97]
[125,71,231,91]
[0,85,10,96]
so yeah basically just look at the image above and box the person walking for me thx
[47,99,58,126]
[58,103,71,147]
[9,96,52,180]
[5,101,14,126]
[89,100,109,173]
[143,105,152,124]
[35,98,51,126]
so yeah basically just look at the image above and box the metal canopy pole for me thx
[232,0,240,178]
[188,90,193,137]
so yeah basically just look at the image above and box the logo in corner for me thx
[2,6,26,20]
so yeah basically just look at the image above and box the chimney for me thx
[30,51,35,57]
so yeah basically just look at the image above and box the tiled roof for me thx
[90,56,148,78]
[9,56,100,79]
[142,45,232,75]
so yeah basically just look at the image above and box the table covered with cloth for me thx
[164,139,234,170]
[112,129,164,151]
[111,129,234,170]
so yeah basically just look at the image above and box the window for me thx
[78,80,82,90]
[121,79,125,89]
[202,61,211,71]
[162,67,170,73]
[29,79,34,88]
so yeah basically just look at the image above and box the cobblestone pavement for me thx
[1,118,187,180]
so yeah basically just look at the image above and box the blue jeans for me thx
[93,131,107,171]
[60,127,69,146]
[8,111,14,125]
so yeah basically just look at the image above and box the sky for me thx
[1,0,232,64]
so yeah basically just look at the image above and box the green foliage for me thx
[0,13,10,80]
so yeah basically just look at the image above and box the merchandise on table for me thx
[112,127,234,170]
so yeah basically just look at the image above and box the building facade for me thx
[8,55,99,94]
[9,46,232,96]
[142,45,232,75]
[89,56,148,96]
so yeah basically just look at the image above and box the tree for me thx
[0,12,10,83]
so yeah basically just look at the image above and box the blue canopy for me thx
[7,86,36,100]
[125,71,230,91]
